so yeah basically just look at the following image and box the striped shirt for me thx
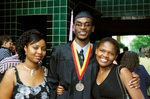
[0,47,11,61]
[0,54,21,74]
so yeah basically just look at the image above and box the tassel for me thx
[69,10,73,41]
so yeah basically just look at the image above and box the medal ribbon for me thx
[71,41,92,80]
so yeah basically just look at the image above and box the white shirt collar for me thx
[74,40,93,57]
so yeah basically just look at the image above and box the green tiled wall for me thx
[0,0,150,65]
[0,0,68,66]
[96,0,150,17]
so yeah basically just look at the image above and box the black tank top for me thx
[91,65,126,99]
[12,66,50,99]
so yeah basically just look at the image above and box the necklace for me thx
[23,64,38,76]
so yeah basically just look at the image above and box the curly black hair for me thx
[16,29,45,62]
[97,37,120,55]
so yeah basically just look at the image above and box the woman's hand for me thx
[128,72,140,89]
[57,84,65,95]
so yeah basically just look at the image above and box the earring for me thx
[38,60,42,66]
[25,52,27,55]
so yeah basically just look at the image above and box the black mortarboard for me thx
[73,2,103,21]
[69,2,103,41]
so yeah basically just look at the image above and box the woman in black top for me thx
[92,37,144,99]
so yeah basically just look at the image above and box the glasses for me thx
[75,23,92,28]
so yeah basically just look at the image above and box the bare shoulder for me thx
[5,67,15,77]
[4,64,22,81]
[15,64,23,69]
[0,67,16,99]
[120,67,133,80]
[1,67,16,86]
[120,67,131,74]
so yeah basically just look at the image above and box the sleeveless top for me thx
[12,66,50,99]
[92,65,126,99]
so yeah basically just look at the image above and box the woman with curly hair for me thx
[0,29,50,99]
[121,51,150,99]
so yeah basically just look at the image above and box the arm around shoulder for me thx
[120,67,144,99]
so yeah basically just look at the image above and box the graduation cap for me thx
[69,2,103,41]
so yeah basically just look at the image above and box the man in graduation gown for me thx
[48,2,101,99]
[48,2,140,99]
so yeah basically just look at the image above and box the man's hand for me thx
[128,72,140,89]
[57,84,65,95]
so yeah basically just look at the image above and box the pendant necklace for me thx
[23,64,38,76]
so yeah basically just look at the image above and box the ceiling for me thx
[74,0,97,7]
[74,0,150,42]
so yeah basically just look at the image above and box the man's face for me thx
[5,39,13,49]
[73,17,95,42]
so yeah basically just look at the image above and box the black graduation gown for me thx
[47,43,98,99]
